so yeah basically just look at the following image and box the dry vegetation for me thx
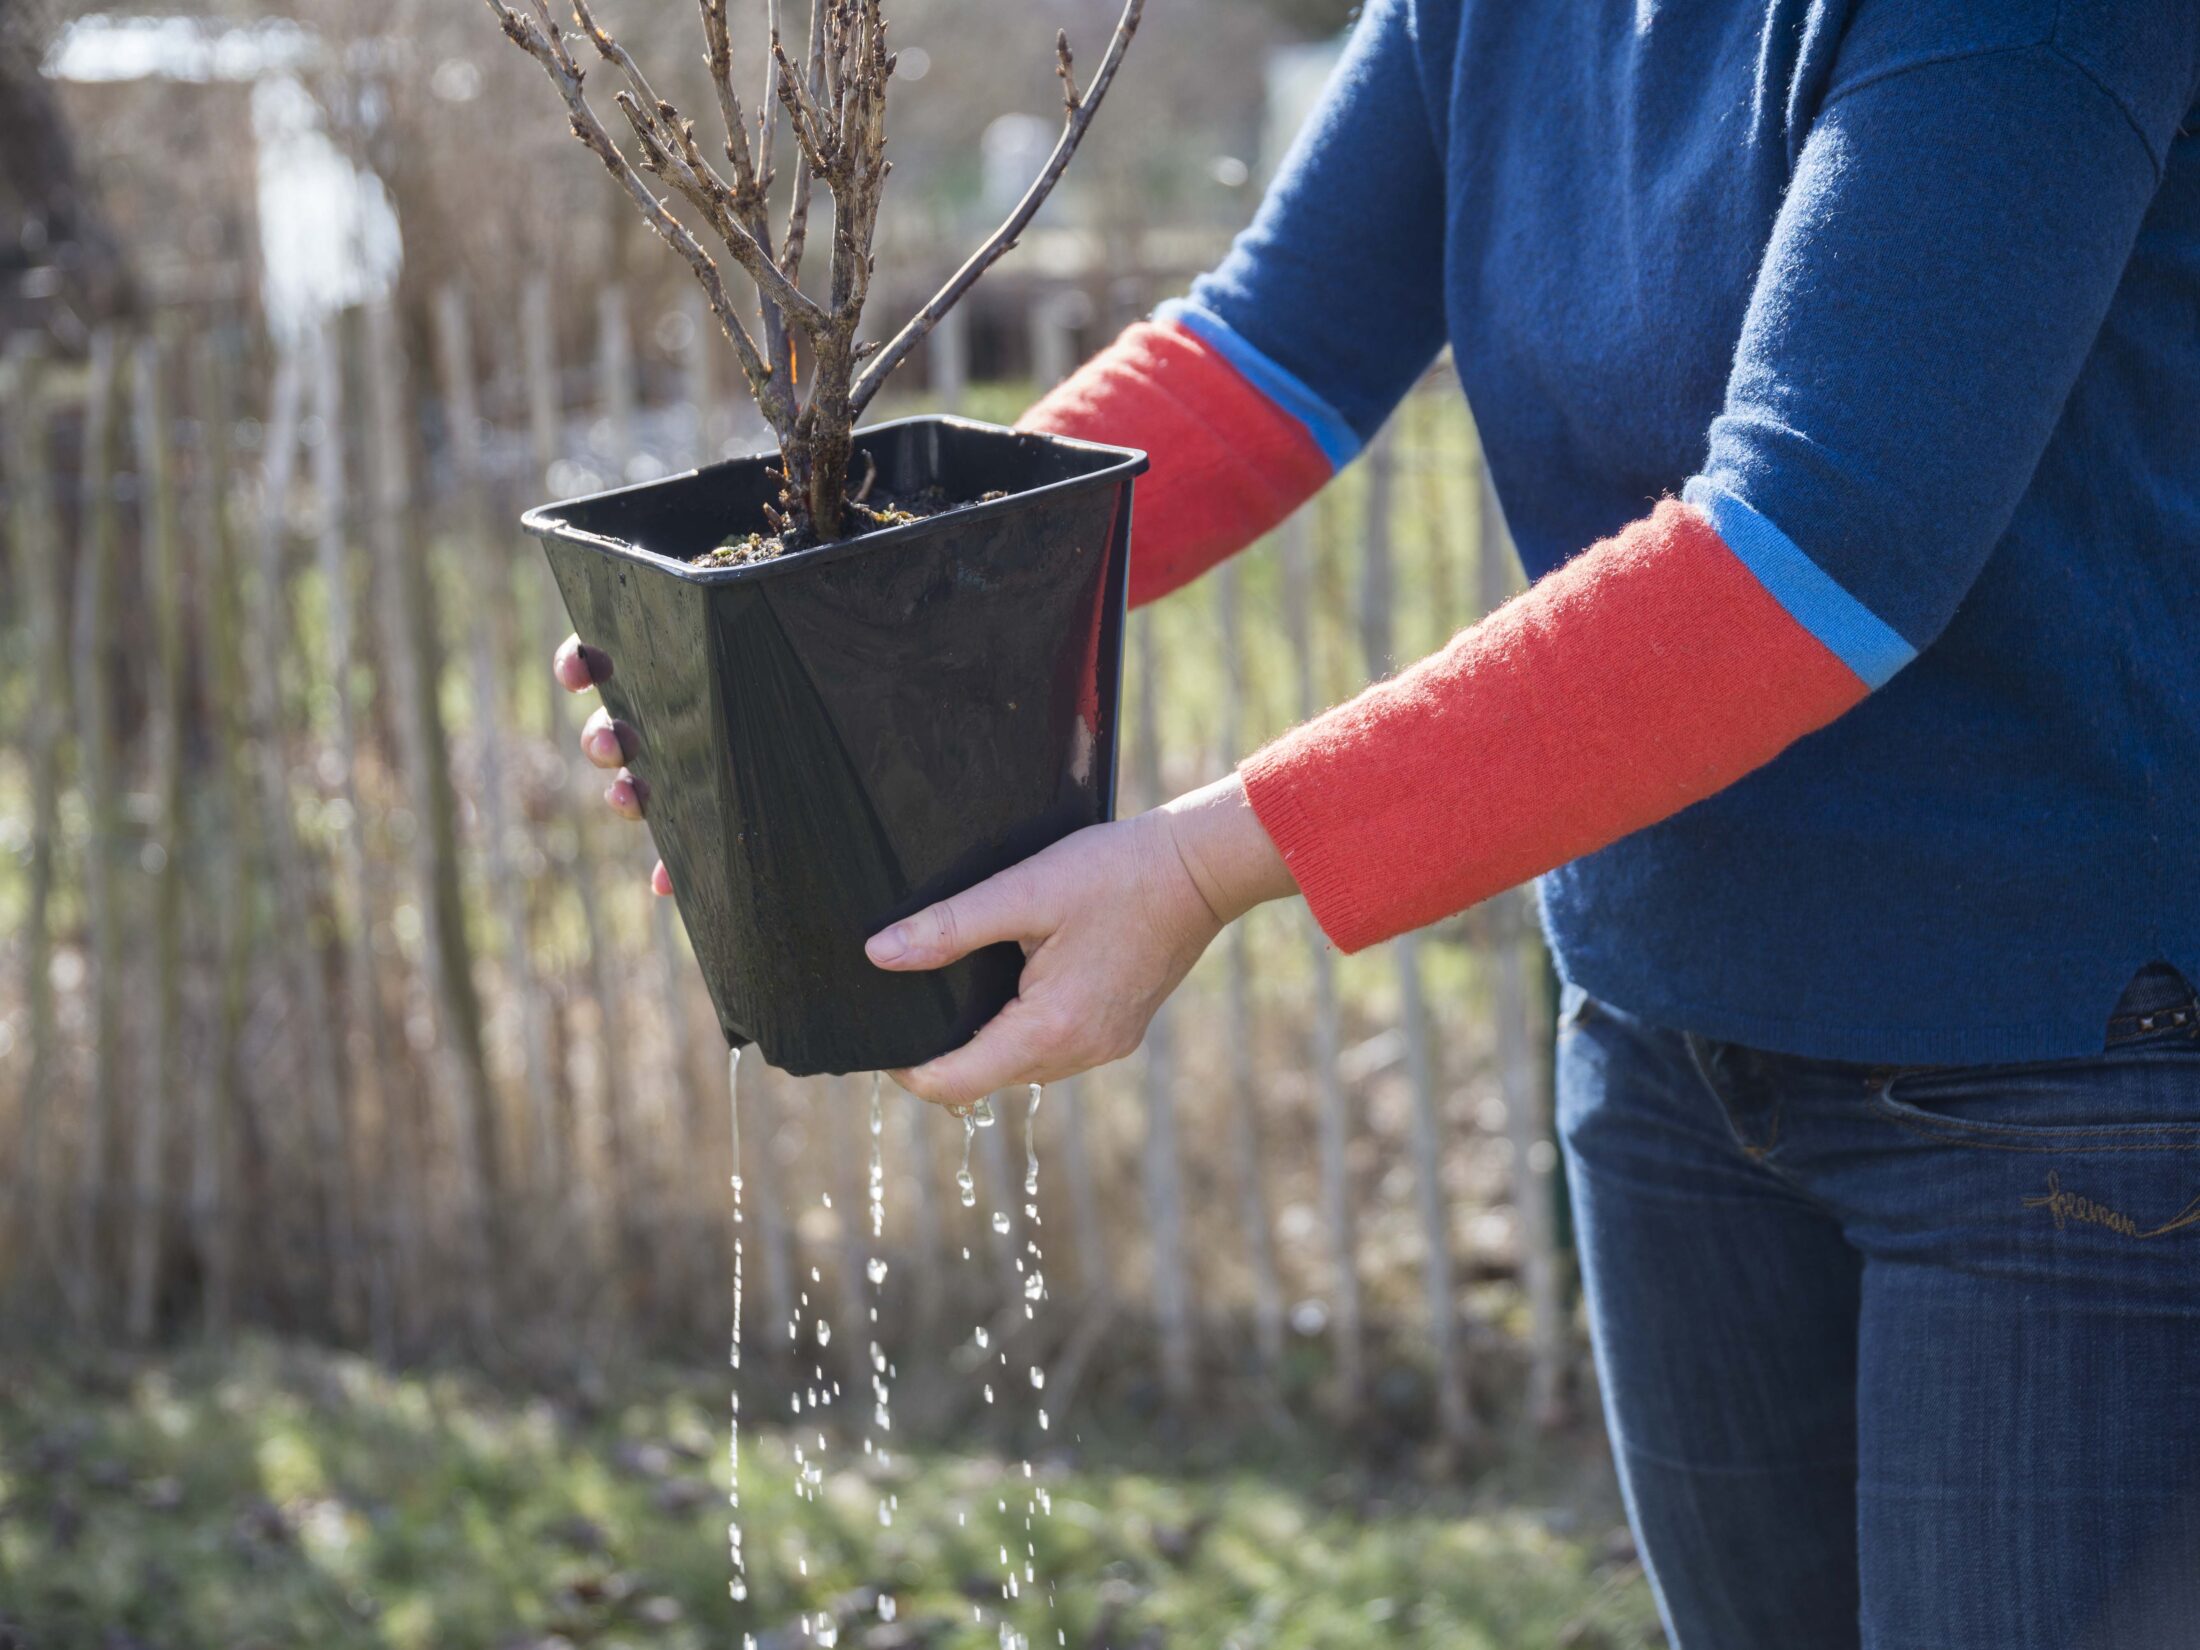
[484,0,1141,543]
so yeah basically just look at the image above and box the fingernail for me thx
[866,925,909,964]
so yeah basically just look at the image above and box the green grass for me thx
[0,1341,1659,1649]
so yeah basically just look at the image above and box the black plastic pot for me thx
[522,415,1146,1077]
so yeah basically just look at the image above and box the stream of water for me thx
[725,1063,1058,1647]
[726,1049,750,1625]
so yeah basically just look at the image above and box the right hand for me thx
[555,633,673,897]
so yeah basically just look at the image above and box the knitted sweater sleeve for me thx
[1019,0,1446,607]
[1246,34,2182,950]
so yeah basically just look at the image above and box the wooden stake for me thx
[2,339,64,1288]
[245,344,359,1334]
[1281,508,1362,1419]
[1361,420,1476,1449]
[1476,470,1569,1428]
[186,329,248,1338]
[69,328,123,1331]
[1217,558,1285,1374]
[1134,614,1196,1406]
[125,332,184,1342]
[364,295,500,1332]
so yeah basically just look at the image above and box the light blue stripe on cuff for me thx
[1154,298,1362,471]
[1682,478,1917,690]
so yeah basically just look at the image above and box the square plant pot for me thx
[523,415,1146,1077]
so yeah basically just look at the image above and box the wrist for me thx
[1154,774,1299,928]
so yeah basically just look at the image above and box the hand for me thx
[869,776,1298,1108]
[554,633,672,896]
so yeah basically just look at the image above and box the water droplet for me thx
[879,1595,897,1622]
[958,1112,978,1207]
[1030,1365,1045,1389]
[991,1211,1012,1236]
[973,1095,997,1127]
[1024,1082,1043,1197]
[866,1257,888,1285]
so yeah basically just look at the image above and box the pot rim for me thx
[519,413,1148,586]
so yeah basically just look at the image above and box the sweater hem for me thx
[1240,756,1379,953]
[1551,942,2200,1067]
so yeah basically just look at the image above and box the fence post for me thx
[364,295,500,1332]
[1028,289,1083,393]
[1361,418,1477,1448]
[1053,1077,1109,1311]
[1134,614,1196,1406]
[2,340,63,1285]
[244,343,360,1332]
[517,274,573,1202]
[1476,478,1570,1427]
[125,332,184,1342]
[580,283,649,1316]
[69,327,123,1330]
[892,1088,945,1343]
[928,300,968,415]
[186,330,248,1337]
[1217,559,1286,1374]
[434,285,554,1214]
[308,312,388,1345]
[744,1064,796,1366]
[1280,508,1363,1419]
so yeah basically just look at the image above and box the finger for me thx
[554,634,613,693]
[581,707,636,769]
[651,859,673,898]
[866,867,1048,972]
[604,768,649,821]
[891,1000,1056,1109]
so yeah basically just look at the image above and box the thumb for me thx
[867,865,1046,971]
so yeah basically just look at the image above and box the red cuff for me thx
[1241,500,1870,951]
[1019,319,1332,608]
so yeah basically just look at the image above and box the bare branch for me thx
[570,0,663,111]
[772,34,836,176]
[696,0,757,184]
[477,0,781,423]
[850,0,1143,413]
[779,0,828,283]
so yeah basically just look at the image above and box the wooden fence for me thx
[0,282,1573,1438]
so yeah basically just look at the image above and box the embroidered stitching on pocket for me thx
[2021,1172,2200,1237]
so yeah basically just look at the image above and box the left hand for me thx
[869,776,1298,1108]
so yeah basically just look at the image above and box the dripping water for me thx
[727,1048,749,1605]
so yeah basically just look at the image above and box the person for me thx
[555,3,2200,1644]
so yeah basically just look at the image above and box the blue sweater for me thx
[1179,0,2200,1063]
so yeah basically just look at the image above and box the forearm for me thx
[1240,499,1872,952]
[1019,317,1334,607]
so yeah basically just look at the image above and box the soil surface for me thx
[692,484,1007,569]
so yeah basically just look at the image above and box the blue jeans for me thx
[1559,965,2200,1650]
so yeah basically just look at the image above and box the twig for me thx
[849,0,1144,413]
[479,0,774,410]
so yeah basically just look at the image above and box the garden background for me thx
[0,3,1660,1644]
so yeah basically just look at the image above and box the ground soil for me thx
[692,483,1007,569]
